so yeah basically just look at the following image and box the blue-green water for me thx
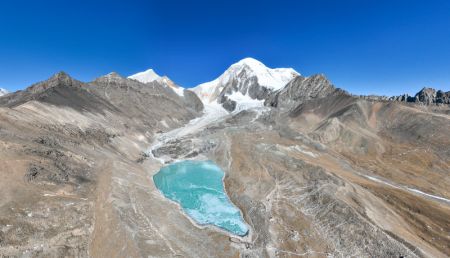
[153,160,249,236]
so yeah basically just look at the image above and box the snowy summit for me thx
[0,88,9,96]
[128,68,161,83]
[192,57,299,111]
[128,69,184,96]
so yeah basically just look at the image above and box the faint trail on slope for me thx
[364,175,450,205]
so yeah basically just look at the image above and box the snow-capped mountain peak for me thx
[128,68,161,83]
[128,69,185,97]
[228,57,299,89]
[157,76,184,97]
[192,57,299,111]
[0,88,9,96]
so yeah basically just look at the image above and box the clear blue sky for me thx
[0,0,449,95]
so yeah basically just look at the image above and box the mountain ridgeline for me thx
[1,58,445,115]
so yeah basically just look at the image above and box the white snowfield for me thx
[0,88,9,96]
[128,68,161,83]
[128,69,184,97]
[227,91,265,111]
[158,76,184,97]
[192,57,299,104]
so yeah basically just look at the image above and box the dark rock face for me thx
[215,76,267,110]
[247,83,272,100]
[390,94,414,102]
[220,95,237,112]
[183,89,204,113]
[415,87,437,104]
[211,75,275,111]
[265,74,344,110]
[436,90,450,104]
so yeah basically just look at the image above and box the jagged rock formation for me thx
[412,87,450,104]
[358,94,390,101]
[355,87,450,105]
[265,74,348,110]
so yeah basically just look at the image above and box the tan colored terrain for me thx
[0,72,449,257]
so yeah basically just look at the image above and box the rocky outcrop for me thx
[183,89,204,113]
[415,87,437,104]
[357,95,390,101]
[435,89,450,104]
[356,87,450,105]
[265,74,347,110]
[217,76,271,102]
[390,93,414,102]
[219,95,237,112]
[411,87,450,104]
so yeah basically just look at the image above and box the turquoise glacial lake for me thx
[153,160,249,236]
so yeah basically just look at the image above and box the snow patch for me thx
[233,58,299,90]
[128,68,161,83]
[364,175,450,205]
[158,76,185,96]
[227,91,264,112]
[129,70,185,97]
[160,120,169,128]
[0,88,9,96]
[407,188,450,204]
[171,87,184,96]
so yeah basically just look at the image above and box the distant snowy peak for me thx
[157,76,184,97]
[128,69,184,96]
[193,57,299,110]
[0,88,9,96]
[228,58,299,89]
[128,68,161,83]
